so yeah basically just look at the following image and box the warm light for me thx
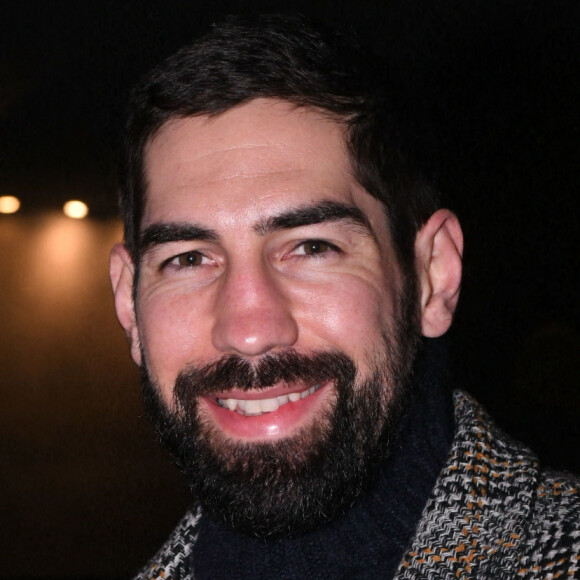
[63,200,89,219]
[0,195,21,214]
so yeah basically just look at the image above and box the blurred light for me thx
[26,214,98,307]
[0,195,21,214]
[63,200,89,219]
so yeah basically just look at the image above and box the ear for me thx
[110,243,142,366]
[415,209,463,337]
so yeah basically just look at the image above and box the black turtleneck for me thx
[191,339,455,579]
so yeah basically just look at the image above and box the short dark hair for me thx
[120,14,439,275]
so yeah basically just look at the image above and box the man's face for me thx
[129,99,420,535]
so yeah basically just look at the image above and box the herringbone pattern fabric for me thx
[135,507,201,580]
[135,392,580,579]
[397,392,580,579]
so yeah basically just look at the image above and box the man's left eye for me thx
[295,240,339,256]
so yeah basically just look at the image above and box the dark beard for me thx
[141,281,420,537]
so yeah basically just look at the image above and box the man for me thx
[110,15,579,579]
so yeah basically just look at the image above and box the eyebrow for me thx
[139,200,374,256]
[253,200,373,236]
[139,222,220,255]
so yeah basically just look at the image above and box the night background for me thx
[1,1,579,577]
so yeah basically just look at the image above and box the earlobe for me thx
[415,209,463,338]
[110,243,142,366]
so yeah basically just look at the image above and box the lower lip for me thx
[200,383,332,442]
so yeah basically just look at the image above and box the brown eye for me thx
[302,240,333,255]
[176,251,204,267]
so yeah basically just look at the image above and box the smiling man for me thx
[110,15,579,580]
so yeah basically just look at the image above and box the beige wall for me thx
[0,214,190,576]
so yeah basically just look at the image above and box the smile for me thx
[216,384,322,416]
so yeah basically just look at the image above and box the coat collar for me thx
[396,391,539,578]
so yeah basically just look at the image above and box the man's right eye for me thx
[161,251,209,270]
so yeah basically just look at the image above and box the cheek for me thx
[297,276,397,360]
[137,291,213,401]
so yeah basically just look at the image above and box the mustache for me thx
[174,349,356,406]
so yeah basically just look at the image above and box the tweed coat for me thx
[135,392,580,579]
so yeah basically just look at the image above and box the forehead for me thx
[142,98,373,227]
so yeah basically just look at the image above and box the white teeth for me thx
[217,383,321,416]
[244,399,263,416]
[260,397,280,412]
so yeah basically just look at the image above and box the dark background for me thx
[1,1,579,577]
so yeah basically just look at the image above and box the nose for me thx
[211,260,299,357]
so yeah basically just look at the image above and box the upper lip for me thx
[209,381,326,401]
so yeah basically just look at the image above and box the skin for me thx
[111,98,463,444]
